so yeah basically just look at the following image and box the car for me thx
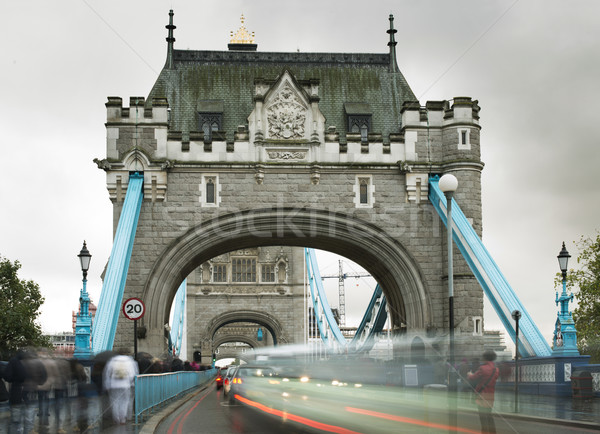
[223,365,239,397]
[215,368,224,389]
[228,365,277,404]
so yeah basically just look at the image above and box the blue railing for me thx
[134,369,216,423]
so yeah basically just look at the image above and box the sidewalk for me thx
[490,390,600,427]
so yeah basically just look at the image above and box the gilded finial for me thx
[230,14,255,44]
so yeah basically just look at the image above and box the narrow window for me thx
[473,317,482,335]
[206,178,215,204]
[200,175,219,207]
[461,130,467,145]
[359,179,369,204]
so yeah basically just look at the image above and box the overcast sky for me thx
[2,1,599,349]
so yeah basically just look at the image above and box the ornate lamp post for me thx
[74,241,93,359]
[439,173,458,391]
[511,309,521,412]
[553,242,579,356]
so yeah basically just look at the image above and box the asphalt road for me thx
[154,386,316,434]
[153,383,600,434]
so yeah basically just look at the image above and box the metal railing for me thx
[134,369,216,423]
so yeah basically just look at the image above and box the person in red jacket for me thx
[468,350,499,433]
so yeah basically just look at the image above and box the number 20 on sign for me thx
[123,298,145,320]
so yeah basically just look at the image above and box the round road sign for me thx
[123,298,145,320]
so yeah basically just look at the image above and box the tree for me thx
[561,234,600,362]
[0,255,51,358]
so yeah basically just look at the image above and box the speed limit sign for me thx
[123,298,145,320]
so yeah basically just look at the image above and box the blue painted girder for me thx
[305,248,348,348]
[351,284,388,352]
[169,280,186,357]
[428,176,551,357]
[92,172,144,354]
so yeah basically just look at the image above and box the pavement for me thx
[0,388,598,433]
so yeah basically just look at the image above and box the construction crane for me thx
[321,260,370,327]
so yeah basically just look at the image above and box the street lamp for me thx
[511,309,521,412]
[74,241,93,359]
[78,241,92,280]
[439,173,458,392]
[553,242,579,355]
[557,242,570,280]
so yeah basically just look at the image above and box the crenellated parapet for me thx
[105,96,169,161]
[99,97,170,203]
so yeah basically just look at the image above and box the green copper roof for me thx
[147,49,417,141]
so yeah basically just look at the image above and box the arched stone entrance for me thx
[137,207,431,357]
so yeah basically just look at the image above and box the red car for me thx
[215,368,224,389]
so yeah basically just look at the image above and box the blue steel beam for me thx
[305,248,347,349]
[351,284,387,352]
[169,280,186,357]
[92,173,144,354]
[428,176,551,357]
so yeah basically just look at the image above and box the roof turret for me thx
[165,9,176,69]
[387,14,399,73]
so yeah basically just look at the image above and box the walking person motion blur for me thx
[103,350,138,425]
[3,348,47,434]
[37,351,58,433]
[468,349,500,433]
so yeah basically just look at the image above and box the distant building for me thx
[483,330,512,360]
[48,332,75,357]
[44,301,98,357]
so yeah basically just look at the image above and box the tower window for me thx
[348,115,371,144]
[206,178,215,204]
[458,128,471,150]
[355,175,374,208]
[212,264,227,282]
[232,258,256,282]
[261,264,275,282]
[198,112,223,143]
[359,179,369,204]
[199,174,220,207]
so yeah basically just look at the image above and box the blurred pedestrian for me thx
[53,358,71,433]
[170,358,184,372]
[69,359,93,433]
[38,350,62,433]
[4,348,46,434]
[468,349,499,433]
[103,350,138,425]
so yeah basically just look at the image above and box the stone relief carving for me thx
[266,84,307,139]
[267,151,306,160]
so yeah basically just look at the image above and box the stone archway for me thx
[213,334,260,350]
[140,207,431,355]
[207,310,285,345]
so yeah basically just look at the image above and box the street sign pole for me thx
[134,319,138,361]
[123,298,146,362]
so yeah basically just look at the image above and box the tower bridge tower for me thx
[96,11,485,360]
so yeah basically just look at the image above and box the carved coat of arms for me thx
[266,85,306,139]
